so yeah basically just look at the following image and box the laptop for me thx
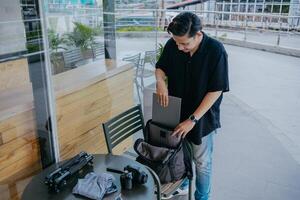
[152,93,182,128]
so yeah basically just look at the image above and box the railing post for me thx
[244,17,248,41]
[277,17,282,46]
[215,11,218,38]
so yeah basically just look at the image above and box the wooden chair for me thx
[102,104,193,200]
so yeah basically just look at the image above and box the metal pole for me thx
[244,18,248,41]
[38,0,60,165]
[102,0,116,59]
[215,11,218,38]
[277,17,281,46]
[155,0,158,55]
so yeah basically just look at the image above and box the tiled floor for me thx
[141,85,300,200]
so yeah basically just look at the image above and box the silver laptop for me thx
[152,93,182,128]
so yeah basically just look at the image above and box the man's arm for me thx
[172,91,222,138]
[155,68,169,107]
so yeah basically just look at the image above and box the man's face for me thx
[172,32,201,53]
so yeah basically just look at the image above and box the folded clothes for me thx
[72,172,118,200]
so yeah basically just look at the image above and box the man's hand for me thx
[172,119,195,138]
[156,80,169,107]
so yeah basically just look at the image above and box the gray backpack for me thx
[134,120,193,184]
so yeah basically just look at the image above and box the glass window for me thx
[45,0,149,162]
[248,5,255,12]
[240,4,246,12]
[0,0,54,198]
[264,5,272,13]
[273,5,280,13]
[282,5,290,13]
[256,5,263,12]
[232,5,239,12]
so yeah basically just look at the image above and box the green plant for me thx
[48,29,66,52]
[219,33,227,41]
[26,30,42,40]
[64,22,95,50]
[27,43,41,53]
[116,26,163,32]
[156,43,168,85]
[92,25,103,36]
[156,43,164,61]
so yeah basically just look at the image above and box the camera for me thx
[107,165,148,190]
[120,171,133,190]
[124,165,148,185]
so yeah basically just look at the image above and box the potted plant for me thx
[48,29,66,74]
[64,22,96,59]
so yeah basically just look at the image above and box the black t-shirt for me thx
[156,32,229,145]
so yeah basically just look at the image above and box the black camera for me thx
[120,171,133,190]
[124,165,148,185]
[107,165,148,190]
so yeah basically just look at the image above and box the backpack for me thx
[134,120,193,184]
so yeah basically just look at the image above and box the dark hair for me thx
[167,12,202,37]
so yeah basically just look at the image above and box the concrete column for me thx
[102,0,116,59]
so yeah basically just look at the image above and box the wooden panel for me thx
[0,58,30,91]
[0,58,40,199]
[0,108,41,200]
[0,63,134,199]
[57,69,134,160]
[0,162,40,200]
[0,110,35,133]
[0,110,41,182]
[57,82,132,142]
[0,139,40,182]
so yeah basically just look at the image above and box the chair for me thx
[63,48,84,69]
[102,105,193,200]
[139,50,156,89]
[91,42,105,60]
[122,53,143,104]
[143,50,156,67]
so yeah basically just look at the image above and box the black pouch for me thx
[145,120,181,149]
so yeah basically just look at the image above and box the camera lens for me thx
[120,171,133,190]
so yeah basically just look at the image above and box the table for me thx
[21,154,155,200]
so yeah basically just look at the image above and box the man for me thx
[155,12,229,200]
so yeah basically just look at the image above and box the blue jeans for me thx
[180,131,215,200]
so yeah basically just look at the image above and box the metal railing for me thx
[2,5,299,60]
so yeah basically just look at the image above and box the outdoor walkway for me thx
[142,87,300,200]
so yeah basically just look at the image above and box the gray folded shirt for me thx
[72,172,118,200]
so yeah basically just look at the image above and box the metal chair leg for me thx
[144,166,161,200]
[188,178,192,200]
[134,79,142,104]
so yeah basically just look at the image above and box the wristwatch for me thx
[189,115,199,123]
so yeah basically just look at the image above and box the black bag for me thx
[134,120,193,184]
[134,138,185,184]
